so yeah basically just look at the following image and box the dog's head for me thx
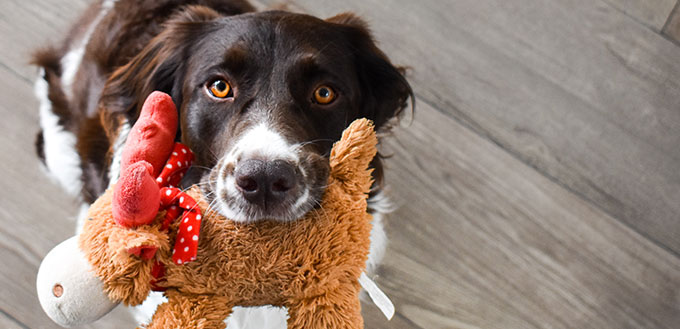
[101,6,412,222]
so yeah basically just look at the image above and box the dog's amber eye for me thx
[313,85,336,105]
[208,79,232,98]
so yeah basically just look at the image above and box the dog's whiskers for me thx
[291,139,335,152]
[191,165,213,171]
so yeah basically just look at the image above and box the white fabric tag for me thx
[359,272,395,320]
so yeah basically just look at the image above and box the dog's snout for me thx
[234,159,298,208]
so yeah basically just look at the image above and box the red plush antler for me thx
[111,92,202,265]
[113,91,178,228]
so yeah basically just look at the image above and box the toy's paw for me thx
[37,236,119,327]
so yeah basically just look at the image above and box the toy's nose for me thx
[234,159,298,209]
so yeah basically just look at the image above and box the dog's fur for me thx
[33,0,411,326]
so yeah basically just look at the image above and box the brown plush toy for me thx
[36,92,378,329]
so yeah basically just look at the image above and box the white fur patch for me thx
[226,306,288,329]
[131,291,167,325]
[226,123,298,164]
[74,202,90,235]
[34,70,83,197]
[131,293,288,329]
[215,174,241,219]
[61,0,116,101]
[216,123,310,222]
[366,190,393,274]
[60,48,85,102]
[102,0,117,10]
[366,210,388,274]
[107,120,130,187]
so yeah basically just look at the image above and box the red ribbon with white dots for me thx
[156,143,194,188]
[160,187,202,265]
[154,143,202,265]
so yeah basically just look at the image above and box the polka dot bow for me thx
[155,143,202,265]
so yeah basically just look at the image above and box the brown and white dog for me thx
[33,0,411,326]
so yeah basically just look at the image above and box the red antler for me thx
[120,91,178,176]
[113,92,178,228]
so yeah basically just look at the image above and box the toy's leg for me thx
[287,286,363,329]
[141,292,233,329]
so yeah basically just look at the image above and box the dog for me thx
[33,0,411,327]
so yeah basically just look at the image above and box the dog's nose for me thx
[234,159,298,207]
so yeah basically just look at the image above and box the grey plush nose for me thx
[234,159,298,208]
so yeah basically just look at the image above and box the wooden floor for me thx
[1,0,679,328]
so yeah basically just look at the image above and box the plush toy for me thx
[36,91,379,328]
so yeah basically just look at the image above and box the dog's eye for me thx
[313,85,336,105]
[208,79,232,99]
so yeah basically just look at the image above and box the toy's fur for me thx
[79,119,377,328]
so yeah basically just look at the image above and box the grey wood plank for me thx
[0,311,28,329]
[601,0,676,30]
[274,0,680,256]
[361,303,418,329]
[369,102,680,328]
[0,0,89,80]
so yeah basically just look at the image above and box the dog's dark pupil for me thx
[318,88,329,98]
[215,81,227,91]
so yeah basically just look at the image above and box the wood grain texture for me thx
[0,310,28,329]
[270,0,680,256]
[365,103,680,328]
[0,0,89,79]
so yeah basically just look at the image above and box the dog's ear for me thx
[100,5,222,121]
[326,13,413,131]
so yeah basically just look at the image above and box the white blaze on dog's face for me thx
[214,122,313,222]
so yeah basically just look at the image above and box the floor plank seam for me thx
[393,310,425,329]
[0,61,33,84]
[660,30,680,47]
[0,308,30,329]
[596,0,680,48]
[662,0,680,32]
[661,1,680,47]
[413,92,680,261]
[598,0,671,33]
